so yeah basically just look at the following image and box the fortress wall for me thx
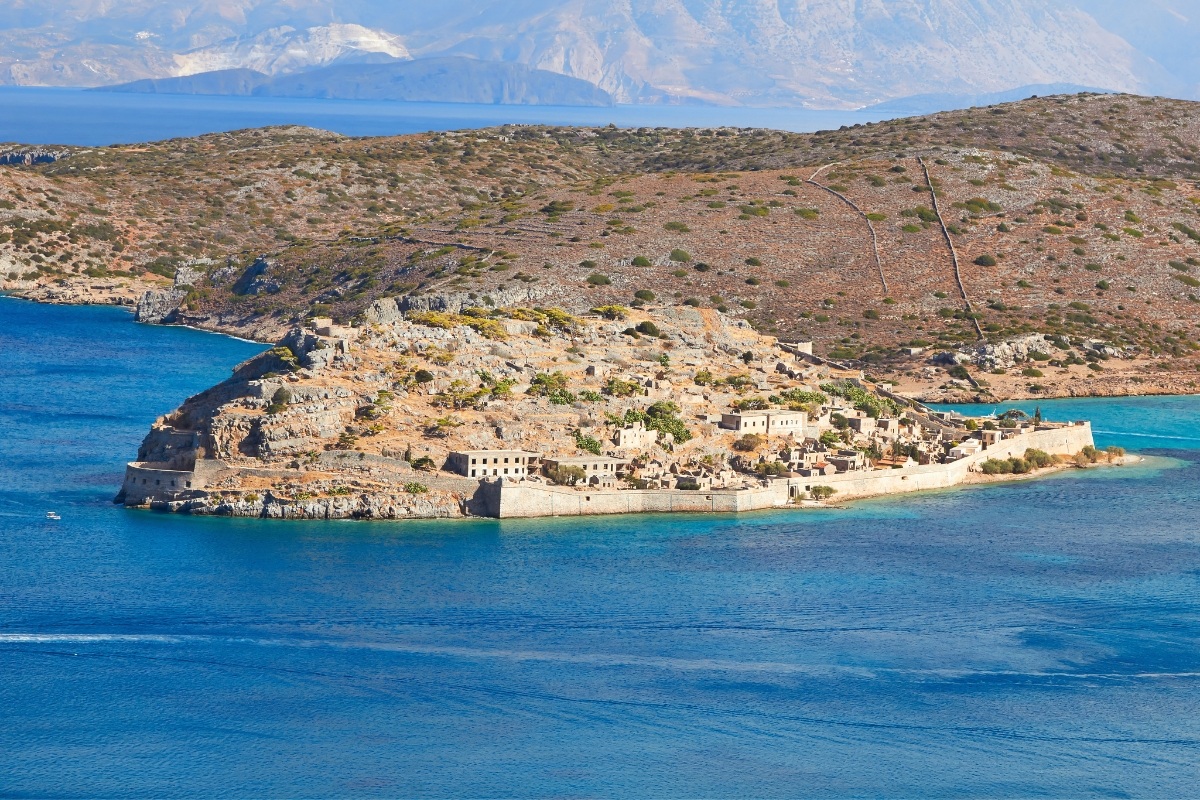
[497,483,789,518]
[496,424,1094,518]
[120,462,204,504]
[808,424,1094,501]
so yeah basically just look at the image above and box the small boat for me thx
[45,511,61,521]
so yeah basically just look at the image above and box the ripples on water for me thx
[2,298,1200,797]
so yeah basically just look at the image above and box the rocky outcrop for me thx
[953,334,1057,370]
[231,257,280,296]
[154,488,468,520]
[365,286,548,323]
[135,289,186,324]
[0,148,70,166]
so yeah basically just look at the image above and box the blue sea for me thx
[0,87,897,147]
[2,296,1200,797]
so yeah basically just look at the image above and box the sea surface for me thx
[0,87,897,148]
[2,297,1200,797]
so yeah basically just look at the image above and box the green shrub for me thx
[631,255,652,267]
[574,430,603,455]
[973,254,997,267]
[403,482,428,494]
[548,464,586,485]
[634,289,656,301]
[795,208,819,220]
[669,248,692,262]
[586,273,611,285]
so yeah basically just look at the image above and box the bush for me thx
[948,365,971,380]
[604,376,643,397]
[591,305,628,320]
[586,273,611,286]
[410,456,436,471]
[795,208,819,220]
[574,430,603,455]
[635,320,660,337]
[266,386,292,415]
[631,256,652,267]
[1021,367,1044,378]
[1024,448,1055,468]
[413,369,434,384]
[664,221,691,232]
[732,433,765,452]
[745,257,762,266]
[403,482,429,494]
[973,254,997,267]
[634,289,656,301]
[669,248,692,263]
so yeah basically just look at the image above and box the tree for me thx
[548,464,586,486]
[809,486,836,501]
[266,386,292,415]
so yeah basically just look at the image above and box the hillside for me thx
[4,93,1200,402]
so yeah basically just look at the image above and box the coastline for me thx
[6,284,1199,406]
[118,423,1103,522]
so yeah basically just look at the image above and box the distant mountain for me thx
[3,1,1200,107]
[107,68,271,97]
[172,23,409,77]
[100,57,614,107]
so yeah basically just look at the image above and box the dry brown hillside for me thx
[4,93,1200,401]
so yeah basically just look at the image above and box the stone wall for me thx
[118,462,205,505]
[792,423,1094,501]
[497,483,788,518]
[497,424,1094,518]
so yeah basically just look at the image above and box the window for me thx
[471,458,477,465]
[471,469,476,477]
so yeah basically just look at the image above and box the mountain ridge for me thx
[2,1,1199,107]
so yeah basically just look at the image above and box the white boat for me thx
[45,512,61,520]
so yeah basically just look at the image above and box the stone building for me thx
[719,410,807,436]
[448,449,542,479]
[543,455,630,482]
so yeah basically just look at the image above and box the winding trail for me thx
[806,164,889,295]
[917,155,983,341]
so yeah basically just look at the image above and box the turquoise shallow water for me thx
[3,297,1200,798]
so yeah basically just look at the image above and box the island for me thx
[115,298,1105,520]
